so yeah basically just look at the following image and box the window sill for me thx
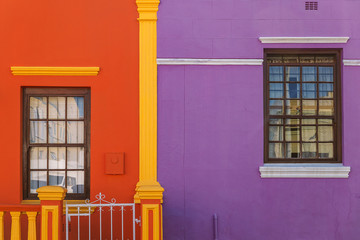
[259,164,350,178]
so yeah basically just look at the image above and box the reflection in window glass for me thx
[266,53,338,162]
[67,97,84,119]
[286,143,300,158]
[270,83,284,98]
[269,100,284,115]
[30,97,47,119]
[286,83,300,98]
[269,143,283,158]
[302,67,317,81]
[30,121,47,143]
[30,171,47,193]
[286,67,300,82]
[49,97,66,119]
[269,66,284,82]
[67,171,84,193]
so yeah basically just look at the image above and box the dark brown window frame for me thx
[263,49,342,163]
[23,87,90,200]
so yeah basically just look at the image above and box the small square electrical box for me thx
[105,153,125,175]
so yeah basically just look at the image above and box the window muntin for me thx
[265,51,341,163]
[23,88,90,200]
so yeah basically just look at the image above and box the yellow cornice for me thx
[136,0,159,21]
[11,66,100,76]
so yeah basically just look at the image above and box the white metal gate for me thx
[65,193,140,240]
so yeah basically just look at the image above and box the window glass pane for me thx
[30,97,47,119]
[286,100,300,115]
[302,119,316,125]
[285,126,300,141]
[48,121,65,144]
[318,126,333,141]
[300,56,315,64]
[302,126,316,142]
[49,171,65,187]
[67,97,84,119]
[30,171,47,193]
[319,67,333,82]
[319,143,333,158]
[316,56,335,64]
[286,83,300,98]
[49,97,66,119]
[269,83,284,98]
[286,143,300,158]
[30,147,47,169]
[302,143,316,158]
[268,56,283,64]
[318,119,332,125]
[302,83,317,99]
[269,66,283,81]
[269,100,283,115]
[269,143,283,158]
[49,147,66,169]
[302,100,317,116]
[283,56,299,64]
[319,100,334,116]
[285,67,300,82]
[302,67,317,81]
[67,121,84,143]
[269,126,283,141]
[286,119,300,125]
[30,121,47,143]
[269,119,283,125]
[67,147,85,169]
[67,171,84,193]
[319,83,333,98]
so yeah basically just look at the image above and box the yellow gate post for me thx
[37,186,67,240]
[135,0,164,239]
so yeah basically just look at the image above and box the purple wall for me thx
[157,0,360,239]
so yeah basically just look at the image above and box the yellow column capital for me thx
[37,186,67,201]
[136,0,160,21]
[135,181,164,203]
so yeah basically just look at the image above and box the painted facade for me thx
[157,0,360,239]
[0,0,159,238]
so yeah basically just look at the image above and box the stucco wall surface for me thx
[0,0,139,204]
[157,0,360,239]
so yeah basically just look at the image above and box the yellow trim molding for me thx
[11,66,100,76]
[142,204,160,240]
[41,206,59,240]
[135,0,164,203]
[22,200,95,214]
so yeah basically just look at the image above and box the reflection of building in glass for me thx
[28,96,85,195]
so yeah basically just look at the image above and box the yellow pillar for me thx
[10,212,21,240]
[0,211,4,240]
[37,186,67,240]
[135,0,164,239]
[135,0,164,201]
[26,212,38,240]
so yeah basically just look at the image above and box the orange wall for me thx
[0,0,139,203]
